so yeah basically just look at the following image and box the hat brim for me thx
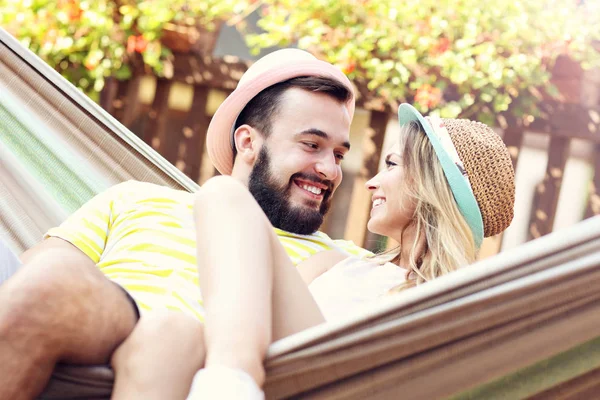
[207,60,355,176]
[397,103,484,247]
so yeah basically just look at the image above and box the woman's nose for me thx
[365,176,379,191]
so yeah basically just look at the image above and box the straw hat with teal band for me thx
[397,103,515,248]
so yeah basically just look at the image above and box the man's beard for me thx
[248,147,333,235]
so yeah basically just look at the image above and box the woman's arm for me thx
[296,250,349,284]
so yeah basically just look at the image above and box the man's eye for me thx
[303,142,318,150]
[335,153,345,161]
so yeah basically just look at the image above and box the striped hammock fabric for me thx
[0,29,197,254]
[2,28,600,399]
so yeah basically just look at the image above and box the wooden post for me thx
[99,77,118,114]
[101,75,143,127]
[105,79,131,122]
[584,144,600,219]
[120,74,142,128]
[528,136,570,240]
[344,110,389,248]
[145,79,173,156]
[179,86,210,182]
[503,127,525,171]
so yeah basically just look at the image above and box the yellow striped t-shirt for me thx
[46,181,371,321]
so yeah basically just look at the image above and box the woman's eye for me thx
[335,153,345,161]
[385,160,397,168]
[303,142,318,150]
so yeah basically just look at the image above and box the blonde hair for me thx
[377,121,477,290]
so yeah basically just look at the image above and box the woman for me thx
[110,104,515,399]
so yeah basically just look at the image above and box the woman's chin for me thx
[366,219,384,237]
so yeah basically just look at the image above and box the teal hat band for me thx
[397,104,485,248]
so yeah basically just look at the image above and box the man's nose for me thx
[315,153,339,181]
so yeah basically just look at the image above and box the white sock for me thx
[186,365,265,400]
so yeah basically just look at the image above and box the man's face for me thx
[248,88,352,234]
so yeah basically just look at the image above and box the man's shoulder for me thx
[107,180,194,202]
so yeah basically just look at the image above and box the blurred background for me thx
[1,0,600,257]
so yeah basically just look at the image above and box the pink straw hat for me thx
[206,49,355,175]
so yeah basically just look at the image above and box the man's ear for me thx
[233,124,262,165]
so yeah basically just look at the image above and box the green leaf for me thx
[114,65,132,80]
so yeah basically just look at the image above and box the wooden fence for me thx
[99,53,600,255]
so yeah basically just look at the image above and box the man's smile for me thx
[292,178,329,204]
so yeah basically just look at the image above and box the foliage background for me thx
[1,0,247,99]
[2,0,600,123]
[245,0,600,124]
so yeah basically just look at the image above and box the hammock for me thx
[0,28,197,255]
[2,28,600,399]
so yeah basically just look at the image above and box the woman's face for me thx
[365,141,416,241]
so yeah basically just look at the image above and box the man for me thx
[0,49,368,399]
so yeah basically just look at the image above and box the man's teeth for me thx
[301,184,322,195]
[373,198,386,207]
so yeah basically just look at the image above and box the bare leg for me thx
[0,239,137,400]
[194,176,325,387]
[111,176,325,399]
[111,312,205,400]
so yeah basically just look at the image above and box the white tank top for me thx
[308,257,407,321]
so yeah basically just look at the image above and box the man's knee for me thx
[0,264,80,362]
[1,263,72,325]
[3,249,100,312]
[0,250,136,360]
